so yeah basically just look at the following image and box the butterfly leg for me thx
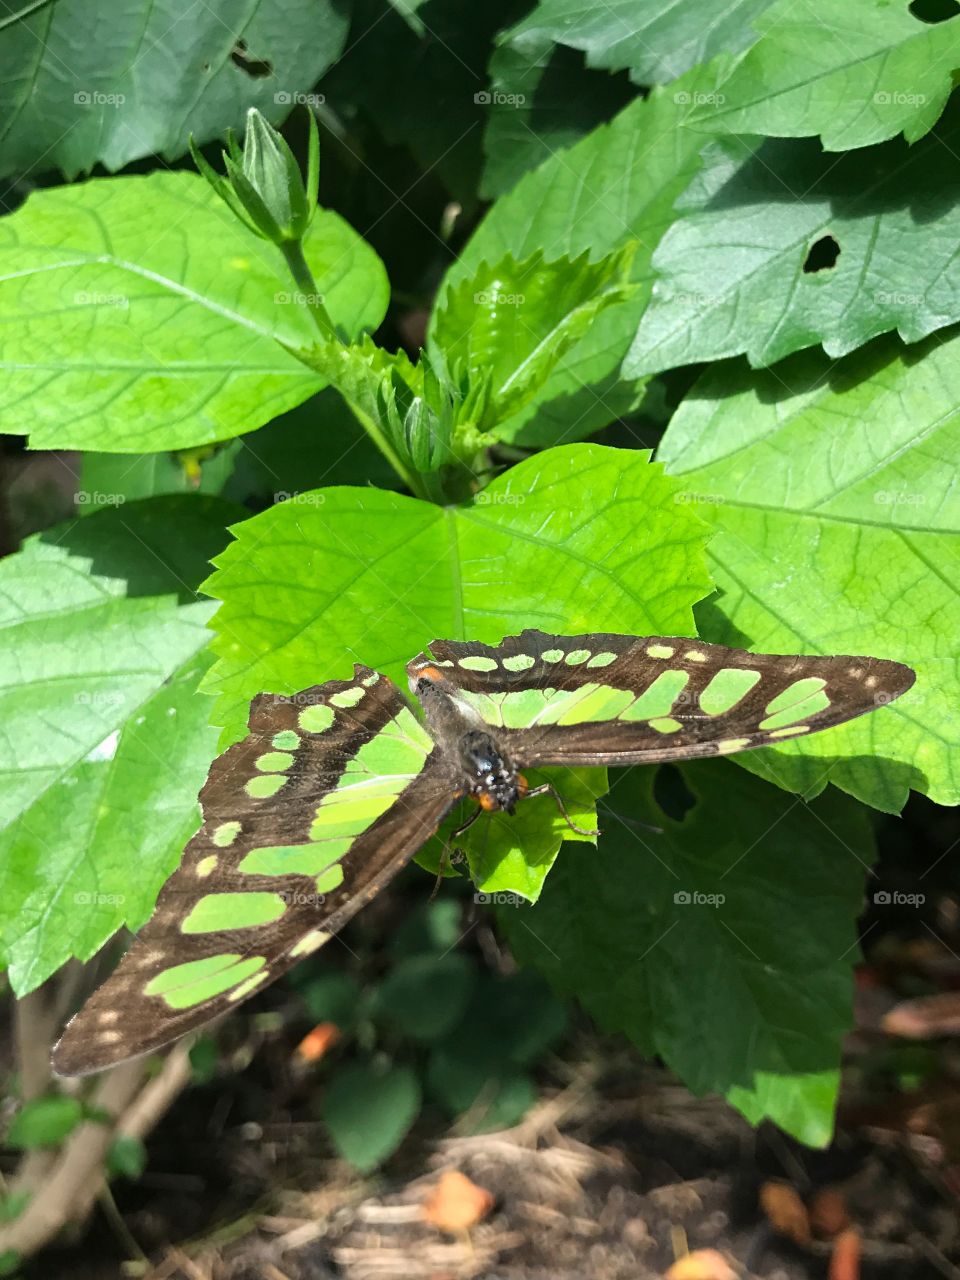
[522,782,600,838]
[430,804,483,901]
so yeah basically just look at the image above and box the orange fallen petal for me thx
[760,1180,811,1247]
[296,1022,341,1062]
[829,1228,861,1280]
[810,1186,851,1239]
[666,1248,737,1280]
[422,1169,494,1233]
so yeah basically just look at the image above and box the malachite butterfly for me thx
[53,629,915,1075]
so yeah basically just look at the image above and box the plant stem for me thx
[280,240,339,342]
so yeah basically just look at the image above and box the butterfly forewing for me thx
[409,629,915,767]
[53,668,458,1075]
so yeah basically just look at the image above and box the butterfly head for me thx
[459,728,522,815]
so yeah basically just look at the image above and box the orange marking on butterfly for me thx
[478,792,498,811]
[517,773,530,798]
[417,664,446,682]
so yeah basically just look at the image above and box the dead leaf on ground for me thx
[665,1247,738,1280]
[759,1180,811,1247]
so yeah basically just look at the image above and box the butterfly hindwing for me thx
[409,629,915,767]
[53,667,460,1075]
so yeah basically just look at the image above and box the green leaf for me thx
[295,973,363,1028]
[480,37,634,199]
[692,0,960,150]
[447,71,720,445]
[0,497,234,994]
[0,1250,20,1278]
[0,172,388,453]
[106,1135,148,1180]
[322,1061,421,1170]
[418,766,606,903]
[0,1,348,179]
[430,247,637,432]
[427,970,566,1122]
[660,335,960,803]
[79,446,242,505]
[320,0,508,201]
[372,954,476,1041]
[202,442,712,728]
[7,1096,85,1149]
[626,106,960,376]
[501,762,874,1145]
[0,1192,29,1225]
[498,0,771,85]
[657,331,960,809]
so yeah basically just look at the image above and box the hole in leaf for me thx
[803,235,840,273]
[909,0,959,23]
[231,39,273,78]
[653,764,696,823]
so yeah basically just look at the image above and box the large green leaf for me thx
[202,444,713,737]
[626,106,960,376]
[0,652,219,995]
[692,0,960,150]
[0,497,236,993]
[480,37,634,198]
[501,761,875,1144]
[444,72,720,445]
[498,0,772,85]
[0,172,388,453]
[657,331,960,808]
[0,0,349,178]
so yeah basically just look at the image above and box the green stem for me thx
[281,240,339,342]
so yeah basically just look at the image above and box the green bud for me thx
[190,107,319,246]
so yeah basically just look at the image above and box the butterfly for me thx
[53,629,915,1074]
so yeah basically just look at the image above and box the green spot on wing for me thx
[649,716,682,733]
[255,750,294,772]
[555,684,635,725]
[459,655,498,671]
[586,651,617,668]
[245,774,288,798]
[299,704,334,733]
[272,730,300,750]
[699,668,762,716]
[620,669,689,720]
[182,892,286,933]
[502,654,535,672]
[760,677,831,729]
[145,954,266,1009]
[764,677,827,715]
[564,649,591,665]
[541,648,564,662]
[761,690,831,730]
[238,841,351,876]
[330,687,364,708]
[211,821,241,847]
[316,863,345,893]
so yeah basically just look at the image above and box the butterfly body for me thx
[53,629,915,1076]
[414,665,525,813]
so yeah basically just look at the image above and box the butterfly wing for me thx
[409,629,915,767]
[53,669,460,1075]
